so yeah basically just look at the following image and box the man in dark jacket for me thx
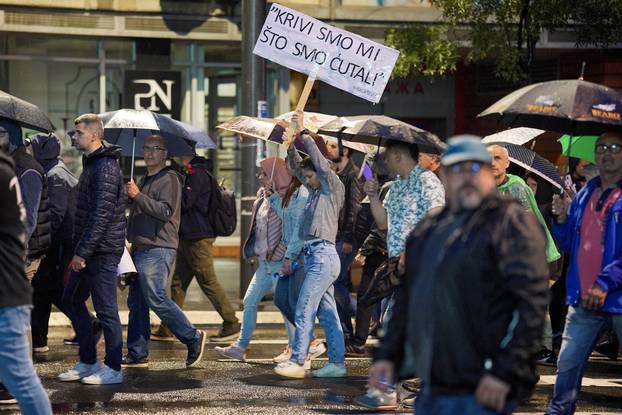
[1,118,51,282]
[58,113,126,385]
[325,141,364,339]
[0,129,52,413]
[369,136,549,415]
[152,153,240,342]
[123,135,206,368]
[29,133,79,353]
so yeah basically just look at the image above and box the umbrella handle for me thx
[130,130,136,180]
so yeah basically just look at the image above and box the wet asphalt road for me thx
[2,326,622,414]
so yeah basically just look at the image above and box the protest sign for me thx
[253,3,399,104]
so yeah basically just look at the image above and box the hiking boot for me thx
[353,387,398,411]
[209,323,241,342]
[81,365,123,385]
[312,363,347,378]
[186,330,206,368]
[273,346,292,363]
[345,341,366,357]
[121,355,149,368]
[308,340,327,359]
[274,361,306,378]
[58,361,102,382]
[150,325,175,342]
[214,344,246,362]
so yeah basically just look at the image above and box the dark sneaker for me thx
[595,334,619,361]
[352,388,398,411]
[63,335,79,346]
[121,355,149,368]
[345,341,366,357]
[535,347,555,365]
[209,323,241,342]
[402,378,421,394]
[186,330,206,368]
[0,388,17,405]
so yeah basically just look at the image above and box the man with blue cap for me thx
[368,135,549,415]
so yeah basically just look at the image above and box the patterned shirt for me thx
[384,165,445,257]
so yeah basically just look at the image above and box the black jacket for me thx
[13,146,51,259]
[73,143,126,260]
[355,181,392,255]
[0,151,32,309]
[179,156,214,240]
[375,194,549,401]
[336,159,364,244]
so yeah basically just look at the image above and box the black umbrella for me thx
[0,90,55,132]
[478,79,622,136]
[486,141,563,191]
[317,115,446,153]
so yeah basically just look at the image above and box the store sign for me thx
[124,70,181,119]
[253,3,399,104]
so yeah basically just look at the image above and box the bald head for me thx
[488,145,510,184]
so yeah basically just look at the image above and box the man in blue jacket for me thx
[58,113,127,385]
[547,131,622,414]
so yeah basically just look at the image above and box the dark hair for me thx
[386,140,419,161]
[282,176,302,208]
[299,156,316,172]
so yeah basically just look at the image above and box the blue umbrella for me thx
[172,119,216,150]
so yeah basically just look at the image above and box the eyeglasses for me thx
[595,143,622,154]
[143,145,166,153]
[447,162,483,175]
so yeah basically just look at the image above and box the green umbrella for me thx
[558,135,597,164]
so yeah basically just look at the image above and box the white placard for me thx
[253,3,399,104]
[117,247,137,275]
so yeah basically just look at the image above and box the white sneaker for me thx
[274,360,307,378]
[308,340,327,360]
[58,361,102,382]
[81,364,123,385]
[214,344,246,362]
[273,346,292,363]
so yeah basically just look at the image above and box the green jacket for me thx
[498,174,561,263]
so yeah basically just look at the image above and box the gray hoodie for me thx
[127,167,182,249]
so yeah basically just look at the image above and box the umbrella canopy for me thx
[486,141,563,190]
[481,127,546,146]
[478,79,622,136]
[216,114,372,154]
[558,135,597,164]
[173,119,216,150]
[317,115,445,153]
[99,109,198,157]
[0,90,55,132]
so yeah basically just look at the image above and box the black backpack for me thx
[205,171,237,237]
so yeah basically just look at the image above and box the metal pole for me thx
[240,0,266,299]
[98,40,106,113]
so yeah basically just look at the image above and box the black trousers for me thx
[352,251,385,347]
[31,243,71,348]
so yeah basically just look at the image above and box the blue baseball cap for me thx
[441,135,492,167]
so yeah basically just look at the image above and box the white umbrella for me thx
[482,127,546,145]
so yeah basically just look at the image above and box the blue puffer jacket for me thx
[553,176,622,313]
[73,142,126,260]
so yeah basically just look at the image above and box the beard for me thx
[329,154,341,163]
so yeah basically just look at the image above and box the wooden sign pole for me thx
[284,76,315,147]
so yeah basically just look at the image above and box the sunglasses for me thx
[595,143,622,154]
[447,161,483,175]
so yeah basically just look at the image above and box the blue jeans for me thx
[415,387,516,415]
[274,255,306,347]
[546,305,622,414]
[290,241,345,365]
[127,247,200,359]
[335,240,356,337]
[236,258,293,349]
[63,252,123,371]
[0,306,51,415]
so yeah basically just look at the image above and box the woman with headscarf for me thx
[215,157,292,361]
